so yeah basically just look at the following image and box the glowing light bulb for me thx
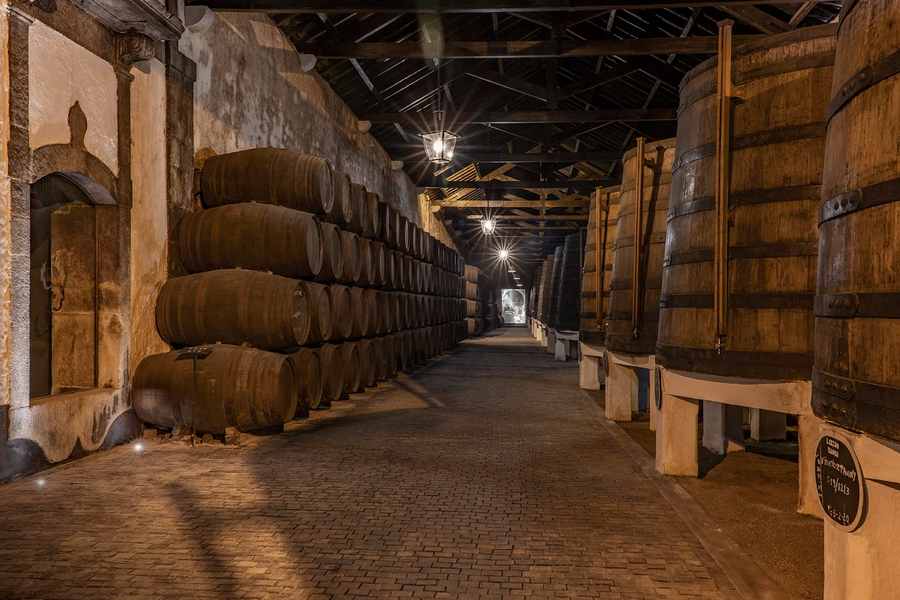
[133,442,145,453]
[432,138,444,154]
[499,249,510,260]
[36,478,46,488]
[481,218,496,235]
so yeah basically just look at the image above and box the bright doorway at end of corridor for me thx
[502,289,526,325]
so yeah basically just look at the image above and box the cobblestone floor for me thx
[0,328,734,600]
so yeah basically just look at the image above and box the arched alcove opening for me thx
[29,172,116,398]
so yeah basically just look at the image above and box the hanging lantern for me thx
[480,217,496,235]
[422,129,458,165]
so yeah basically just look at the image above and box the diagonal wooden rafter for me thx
[718,5,790,33]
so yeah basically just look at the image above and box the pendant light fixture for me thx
[422,59,459,165]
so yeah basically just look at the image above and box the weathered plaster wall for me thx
[28,20,118,176]
[0,1,12,409]
[179,11,455,251]
[129,58,169,372]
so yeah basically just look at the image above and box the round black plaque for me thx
[815,433,865,531]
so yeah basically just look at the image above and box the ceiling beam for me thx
[364,108,675,125]
[455,150,622,163]
[789,1,817,27]
[293,35,764,59]
[434,199,589,208]
[422,179,608,190]
[465,214,587,221]
[718,6,790,33]
[197,1,828,14]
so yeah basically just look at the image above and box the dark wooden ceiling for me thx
[192,0,841,280]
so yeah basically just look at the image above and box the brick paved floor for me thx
[0,328,733,600]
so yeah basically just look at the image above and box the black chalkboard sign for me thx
[815,434,865,531]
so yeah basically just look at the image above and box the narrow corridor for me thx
[0,329,732,599]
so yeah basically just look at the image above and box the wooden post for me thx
[594,188,604,328]
[631,137,645,339]
[714,20,734,352]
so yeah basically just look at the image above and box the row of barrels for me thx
[200,148,465,274]
[133,323,468,434]
[572,7,900,442]
[156,269,469,351]
[178,203,464,297]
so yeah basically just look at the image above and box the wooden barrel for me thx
[363,288,380,336]
[200,148,334,215]
[384,249,398,290]
[581,187,620,343]
[658,26,835,377]
[318,343,345,403]
[299,280,333,343]
[464,264,480,283]
[606,137,675,355]
[357,339,377,387]
[364,191,382,240]
[328,172,353,227]
[349,286,370,339]
[397,215,411,254]
[157,270,311,350]
[133,344,296,433]
[337,342,362,396]
[177,204,323,279]
[536,256,554,322]
[555,233,584,331]
[328,284,354,340]
[357,236,373,287]
[316,222,344,283]
[379,201,394,246]
[347,182,367,235]
[291,347,323,412]
[545,246,565,327]
[370,241,386,287]
[338,229,361,284]
[814,4,900,439]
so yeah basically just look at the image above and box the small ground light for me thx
[133,442,145,453]
[499,248,510,261]
[35,478,46,488]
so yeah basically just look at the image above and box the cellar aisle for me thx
[1,327,736,600]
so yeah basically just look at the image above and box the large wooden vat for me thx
[581,187,620,343]
[200,148,334,215]
[545,247,564,326]
[814,2,900,439]
[157,270,311,351]
[177,204,323,279]
[554,235,583,331]
[658,26,835,377]
[133,345,296,433]
[606,137,675,355]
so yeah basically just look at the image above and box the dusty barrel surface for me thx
[316,222,344,283]
[177,204,323,279]
[814,3,900,439]
[581,187,620,343]
[658,26,835,378]
[605,137,675,355]
[347,182,368,235]
[363,191,382,240]
[329,284,354,340]
[200,148,335,215]
[328,172,353,227]
[298,280,333,343]
[133,344,297,433]
[156,269,311,350]
[338,229,361,284]
[291,347,323,412]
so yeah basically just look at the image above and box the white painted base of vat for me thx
[579,342,605,391]
[605,352,657,427]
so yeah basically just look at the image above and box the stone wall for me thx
[178,11,456,247]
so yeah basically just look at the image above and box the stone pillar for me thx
[164,42,196,277]
[750,408,787,441]
[797,414,823,517]
[702,400,745,455]
[605,360,636,422]
[579,354,603,390]
[655,391,699,476]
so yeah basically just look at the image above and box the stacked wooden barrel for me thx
[606,137,676,356]
[657,25,835,379]
[814,2,900,441]
[581,187,620,344]
[464,264,483,336]
[134,148,466,435]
